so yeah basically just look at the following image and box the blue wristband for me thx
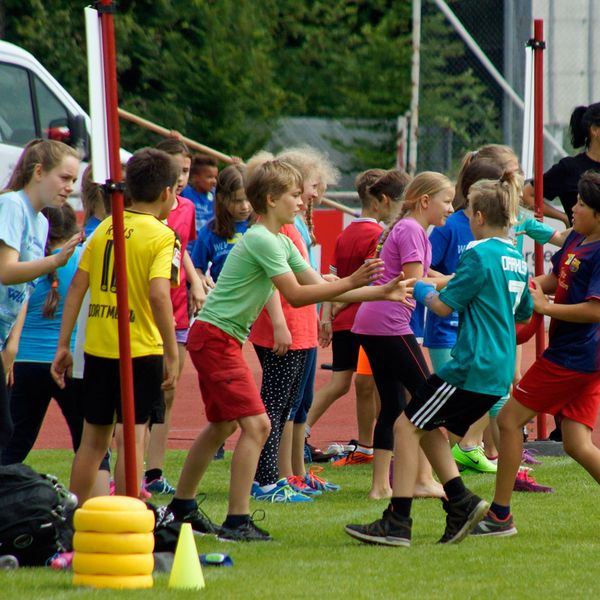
[413,281,437,306]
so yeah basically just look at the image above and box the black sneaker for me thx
[164,495,218,536]
[217,511,272,542]
[438,492,489,544]
[345,508,412,547]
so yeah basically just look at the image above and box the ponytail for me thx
[41,204,79,319]
[376,171,451,257]
[570,103,600,149]
[468,171,523,229]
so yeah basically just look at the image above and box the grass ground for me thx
[3,449,600,599]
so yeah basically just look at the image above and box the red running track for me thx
[34,337,600,452]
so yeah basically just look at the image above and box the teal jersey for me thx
[511,210,554,255]
[437,237,533,396]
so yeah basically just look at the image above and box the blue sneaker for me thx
[286,475,322,496]
[144,476,176,495]
[214,444,225,460]
[251,479,313,503]
[304,466,341,492]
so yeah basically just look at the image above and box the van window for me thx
[0,63,36,146]
[34,76,72,145]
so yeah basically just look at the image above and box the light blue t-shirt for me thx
[181,184,215,254]
[16,246,81,362]
[0,190,48,345]
[437,237,533,396]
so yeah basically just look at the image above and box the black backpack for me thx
[0,463,75,566]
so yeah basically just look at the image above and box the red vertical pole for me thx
[532,19,547,440]
[98,0,138,496]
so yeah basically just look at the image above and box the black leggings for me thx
[0,359,13,454]
[253,345,308,486]
[1,362,83,465]
[357,334,430,451]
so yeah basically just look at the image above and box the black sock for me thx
[390,497,412,519]
[490,502,510,520]
[443,477,467,502]
[223,514,249,529]
[168,497,197,518]
[145,468,162,483]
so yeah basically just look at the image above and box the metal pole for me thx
[531,19,547,441]
[408,0,421,176]
[99,0,138,496]
[432,0,566,159]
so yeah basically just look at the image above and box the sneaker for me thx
[451,445,497,473]
[304,466,341,492]
[213,444,225,460]
[139,486,152,500]
[163,496,218,535]
[345,508,412,547]
[144,476,176,496]
[109,478,115,496]
[251,479,313,503]
[521,448,543,465]
[513,468,554,493]
[304,440,332,463]
[332,449,374,467]
[438,492,489,544]
[471,510,517,537]
[218,511,272,542]
[48,551,72,570]
[286,475,322,496]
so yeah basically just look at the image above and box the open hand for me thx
[380,272,416,307]
[55,231,84,267]
[350,258,385,288]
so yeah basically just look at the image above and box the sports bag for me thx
[0,463,76,565]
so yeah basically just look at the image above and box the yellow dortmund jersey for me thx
[79,210,180,358]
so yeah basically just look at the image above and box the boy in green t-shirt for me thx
[164,159,415,542]
[346,173,533,548]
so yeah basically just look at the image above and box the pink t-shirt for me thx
[352,217,431,336]
[248,223,318,350]
[167,196,196,330]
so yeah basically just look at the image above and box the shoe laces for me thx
[307,466,327,485]
[288,475,311,490]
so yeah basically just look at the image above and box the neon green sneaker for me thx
[451,445,497,473]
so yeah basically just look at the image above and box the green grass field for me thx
[3,449,600,599]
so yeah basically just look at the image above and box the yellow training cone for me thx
[168,523,205,590]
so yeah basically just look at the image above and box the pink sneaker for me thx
[521,449,542,465]
[513,468,554,493]
[49,551,74,570]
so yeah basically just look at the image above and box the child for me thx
[165,159,414,542]
[352,172,454,500]
[473,170,600,537]
[1,204,82,464]
[181,154,218,253]
[0,139,81,454]
[51,148,181,504]
[191,164,253,291]
[141,138,206,495]
[345,172,532,547]
[306,169,407,471]
[248,149,332,502]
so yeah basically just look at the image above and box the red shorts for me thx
[513,356,600,429]
[187,320,265,423]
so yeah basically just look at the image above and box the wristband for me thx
[413,281,438,307]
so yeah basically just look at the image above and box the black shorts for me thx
[331,330,360,372]
[405,375,500,437]
[82,353,164,426]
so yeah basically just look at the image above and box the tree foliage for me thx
[0,0,503,175]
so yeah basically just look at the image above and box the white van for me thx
[0,40,131,209]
